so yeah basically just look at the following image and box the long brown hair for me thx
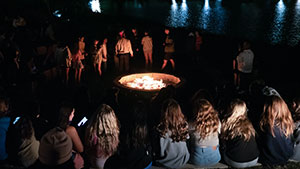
[85,104,120,157]
[192,99,219,139]
[222,99,255,141]
[57,105,73,130]
[260,96,294,137]
[157,99,189,142]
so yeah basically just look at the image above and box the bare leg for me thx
[144,51,148,68]
[66,68,70,84]
[149,51,153,66]
[114,55,119,71]
[97,63,102,76]
[78,68,82,83]
[74,69,78,83]
[169,59,175,70]
[161,59,168,70]
[93,63,97,72]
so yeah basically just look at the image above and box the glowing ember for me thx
[123,76,166,90]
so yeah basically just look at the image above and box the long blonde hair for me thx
[222,99,255,141]
[192,99,219,139]
[260,95,294,138]
[85,104,120,157]
[157,99,189,142]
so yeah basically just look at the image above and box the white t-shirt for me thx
[237,49,254,73]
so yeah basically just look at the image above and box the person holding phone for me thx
[57,104,84,154]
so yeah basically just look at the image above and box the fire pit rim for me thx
[114,72,184,92]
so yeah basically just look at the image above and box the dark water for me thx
[89,0,300,46]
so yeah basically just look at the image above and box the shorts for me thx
[164,52,173,60]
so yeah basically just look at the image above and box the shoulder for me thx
[66,125,77,134]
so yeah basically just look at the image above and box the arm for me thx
[128,40,133,57]
[66,126,84,153]
[103,44,107,59]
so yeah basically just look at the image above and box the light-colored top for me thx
[115,38,133,56]
[79,41,85,53]
[18,133,40,167]
[236,49,254,73]
[141,35,153,52]
[99,44,107,62]
[189,121,221,147]
[156,130,190,169]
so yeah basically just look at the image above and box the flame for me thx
[125,76,166,90]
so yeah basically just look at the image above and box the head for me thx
[119,30,124,38]
[132,28,137,34]
[85,104,119,157]
[93,39,99,45]
[144,31,149,36]
[39,127,73,166]
[222,99,255,141]
[57,104,75,130]
[242,40,251,50]
[260,95,294,137]
[191,88,214,108]
[157,99,189,142]
[124,101,149,149]
[193,99,219,139]
[14,115,34,140]
[103,38,108,44]
[164,28,170,35]
[79,36,84,42]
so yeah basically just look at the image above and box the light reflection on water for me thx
[166,0,189,27]
[89,0,300,46]
[89,0,101,13]
[287,0,300,46]
[269,0,286,45]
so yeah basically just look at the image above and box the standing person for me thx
[141,30,153,70]
[115,32,133,73]
[100,38,108,73]
[221,99,259,168]
[130,28,141,71]
[188,99,221,167]
[258,95,294,166]
[55,43,72,85]
[78,36,86,57]
[85,104,120,169]
[161,28,175,71]
[114,30,124,72]
[152,99,190,169]
[90,39,102,76]
[72,44,84,83]
[194,31,203,64]
[186,31,195,66]
[233,40,254,91]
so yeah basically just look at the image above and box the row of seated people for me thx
[1,86,300,169]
